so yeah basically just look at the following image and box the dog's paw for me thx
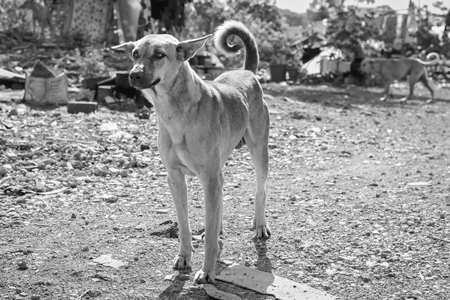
[379,97,387,102]
[252,224,271,239]
[194,269,215,284]
[173,254,191,270]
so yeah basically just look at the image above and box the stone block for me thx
[67,101,98,114]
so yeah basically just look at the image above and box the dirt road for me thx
[1,82,449,299]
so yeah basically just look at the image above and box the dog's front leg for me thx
[380,82,391,101]
[194,171,223,284]
[167,170,193,270]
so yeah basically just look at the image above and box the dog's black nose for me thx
[129,71,143,81]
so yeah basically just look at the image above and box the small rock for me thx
[73,170,87,177]
[284,259,295,264]
[81,246,89,252]
[31,296,40,300]
[366,260,377,267]
[92,254,128,269]
[71,271,82,277]
[220,260,234,266]
[94,272,114,281]
[0,166,8,177]
[101,195,118,203]
[94,169,104,176]
[87,290,101,297]
[109,167,120,174]
[136,110,150,119]
[339,256,357,262]
[16,199,26,204]
[99,122,118,132]
[320,282,331,291]
[179,274,190,281]
[140,144,150,151]
[68,181,78,188]
[164,274,175,281]
[135,224,146,231]
[17,261,28,270]
[71,213,76,219]
[8,108,19,116]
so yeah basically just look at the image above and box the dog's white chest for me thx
[141,89,156,105]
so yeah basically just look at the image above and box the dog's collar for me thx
[150,78,161,88]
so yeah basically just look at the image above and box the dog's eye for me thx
[155,53,165,59]
[132,51,139,60]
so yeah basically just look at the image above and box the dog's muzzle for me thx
[129,71,160,89]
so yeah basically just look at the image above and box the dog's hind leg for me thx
[245,99,271,239]
[418,72,434,103]
[401,73,420,102]
[168,170,193,271]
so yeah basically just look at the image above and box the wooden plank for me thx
[216,265,337,300]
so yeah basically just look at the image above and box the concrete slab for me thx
[202,284,242,300]
[216,265,337,300]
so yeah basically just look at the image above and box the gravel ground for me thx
[0,81,449,300]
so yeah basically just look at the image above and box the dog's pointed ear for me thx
[111,42,136,60]
[176,34,212,61]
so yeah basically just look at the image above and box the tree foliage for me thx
[307,0,379,50]
[326,7,380,49]
[186,0,291,65]
[279,8,308,27]
[306,0,450,58]
[416,3,450,57]
[0,0,29,32]
[307,0,346,21]
[187,0,450,63]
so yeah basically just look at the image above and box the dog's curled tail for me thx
[425,52,440,64]
[214,20,259,74]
